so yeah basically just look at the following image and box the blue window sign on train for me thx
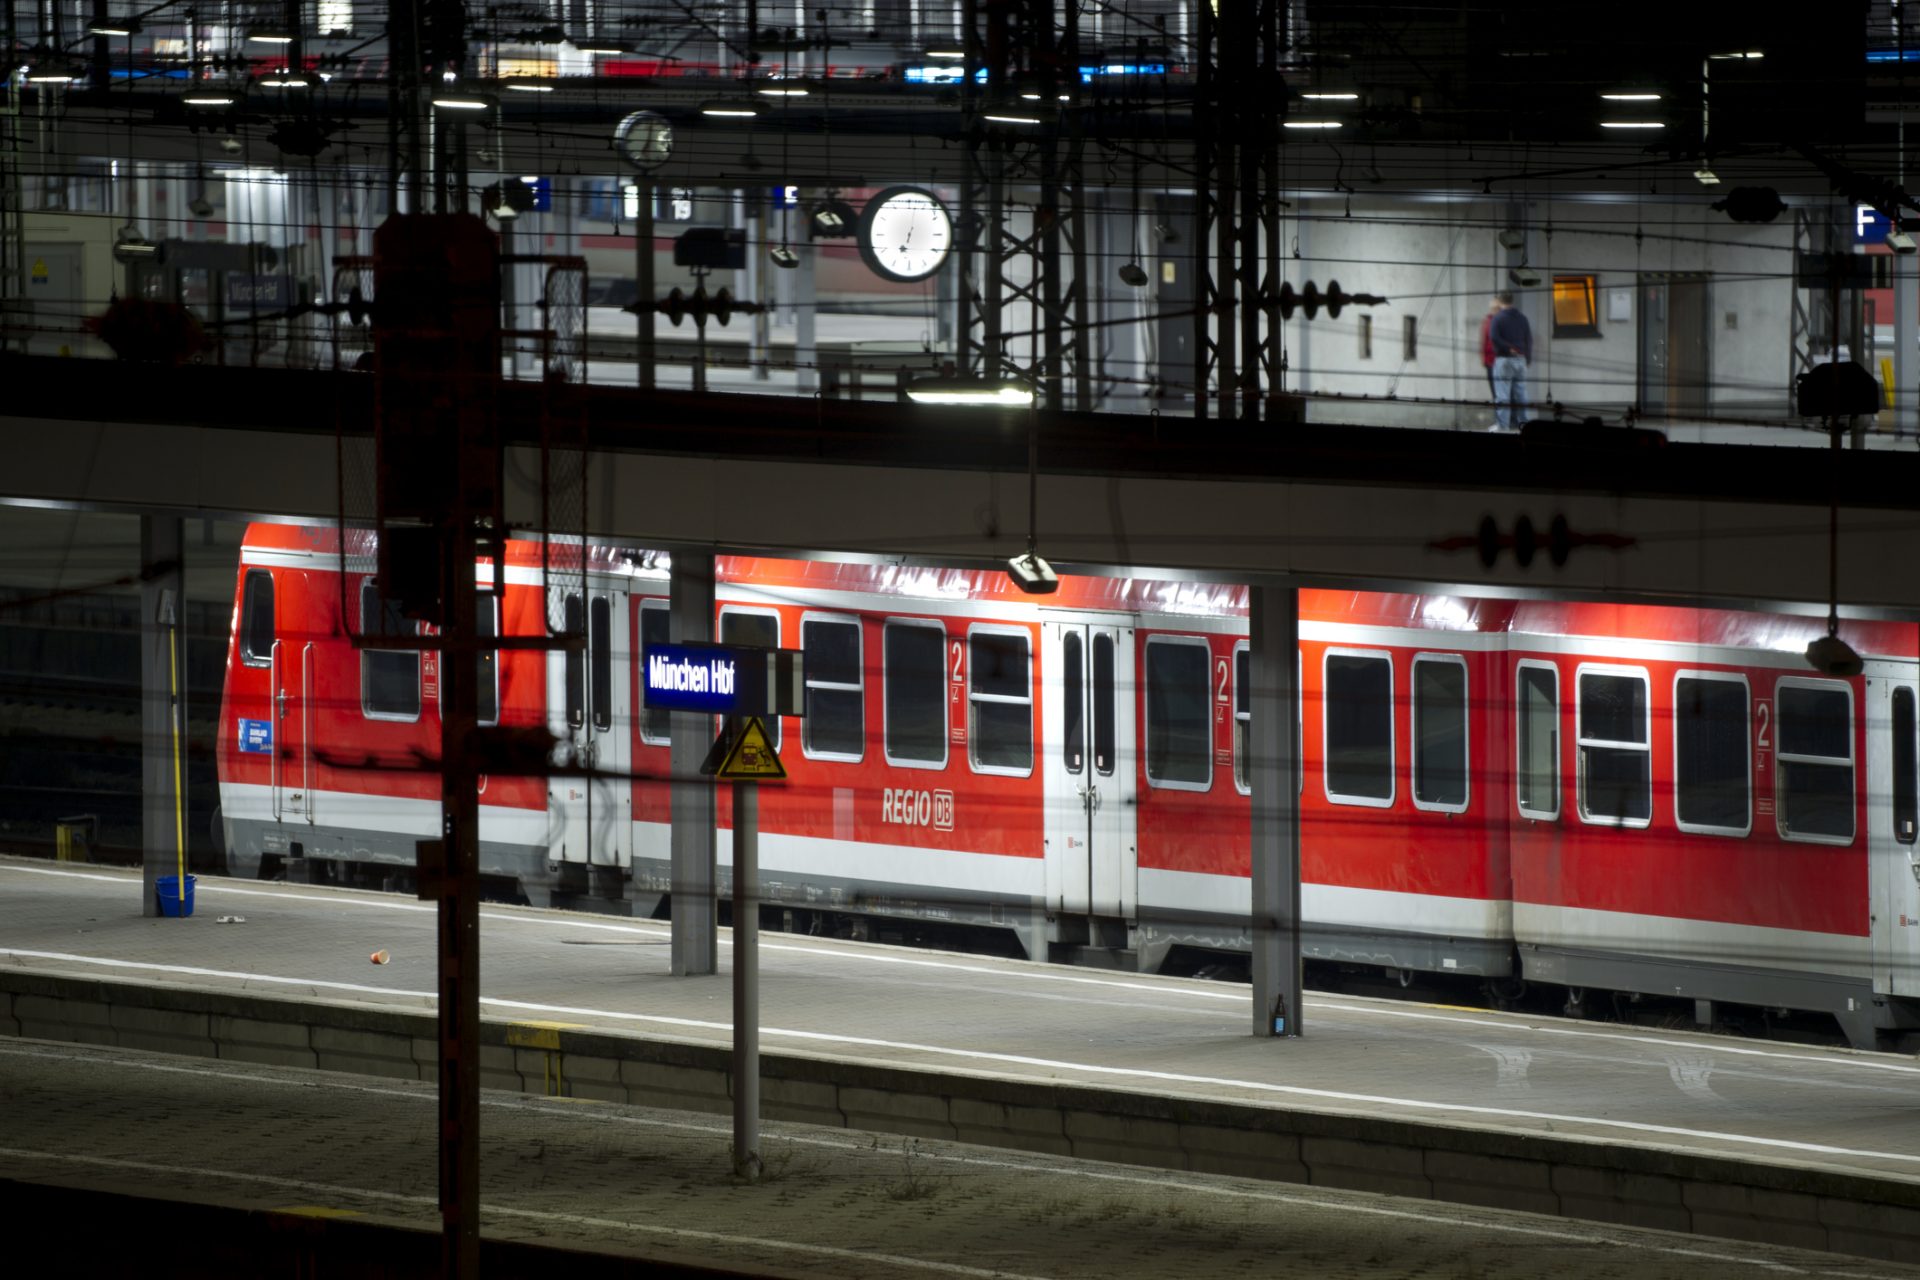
[643,643,743,713]
[238,718,272,754]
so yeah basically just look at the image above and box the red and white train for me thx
[216,521,1920,1049]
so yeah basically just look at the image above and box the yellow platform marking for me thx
[505,1020,584,1050]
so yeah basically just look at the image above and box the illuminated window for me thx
[317,0,353,35]
[1552,274,1600,338]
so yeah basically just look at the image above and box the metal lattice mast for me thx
[1,66,25,347]
[956,0,1090,410]
[1194,0,1285,421]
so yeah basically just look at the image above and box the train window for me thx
[883,618,947,768]
[721,608,780,751]
[361,579,422,722]
[1895,687,1918,845]
[1412,654,1468,812]
[969,627,1033,775]
[1673,673,1750,836]
[802,615,863,761]
[638,600,671,745]
[1324,649,1393,806]
[1062,631,1085,775]
[590,596,613,733]
[563,593,584,730]
[1516,661,1560,820]
[476,595,499,728]
[1233,644,1251,795]
[240,570,274,666]
[1093,633,1117,776]
[1577,666,1651,826]
[1145,636,1211,790]
[1776,679,1855,844]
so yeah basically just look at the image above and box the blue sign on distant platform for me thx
[225,273,292,311]
[1856,204,1892,245]
[642,643,804,716]
[238,718,272,754]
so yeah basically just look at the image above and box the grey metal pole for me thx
[140,515,185,917]
[670,551,718,975]
[732,779,762,1179]
[1248,583,1301,1037]
[636,177,655,389]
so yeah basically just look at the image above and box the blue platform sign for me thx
[1856,204,1892,245]
[225,273,292,311]
[238,718,273,754]
[643,643,746,714]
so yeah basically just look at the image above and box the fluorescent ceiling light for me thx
[1600,120,1664,129]
[925,47,965,60]
[89,23,135,36]
[432,95,492,110]
[758,85,808,96]
[26,69,77,82]
[701,103,760,117]
[1301,91,1357,100]
[247,32,294,44]
[260,73,312,88]
[1694,166,1720,185]
[984,112,1043,124]
[505,79,553,91]
[184,93,237,106]
[574,40,630,54]
[1284,120,1343,129]
[905,377,1034,407]
[1600,92,1661,100]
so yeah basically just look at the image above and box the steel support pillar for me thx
[139,515,185,918]
[1248,583,1301,1037]
[635,177,656,389]
[670,551,718,975]
[1895,251,1915,436]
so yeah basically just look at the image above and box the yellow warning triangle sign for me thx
[716,716,786,781]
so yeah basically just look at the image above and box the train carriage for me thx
[215,522,1920,1047]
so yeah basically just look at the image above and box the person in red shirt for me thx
[1478,296,1499,400]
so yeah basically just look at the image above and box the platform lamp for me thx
[905,374,1056,593]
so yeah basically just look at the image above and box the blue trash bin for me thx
[156,874,196,918]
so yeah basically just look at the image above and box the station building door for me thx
[1638,273,1713,421]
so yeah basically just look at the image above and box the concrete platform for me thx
[3,1034,1911,1280]
[3,856,1920,1265]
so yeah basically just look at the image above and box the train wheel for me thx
[1482,977,1527,1011]
[1562,986,1589,1019]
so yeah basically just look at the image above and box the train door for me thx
[1866,669,1920,997]
[1042,617,1137,921]
[265,573,313,827]
[548,580,633,868]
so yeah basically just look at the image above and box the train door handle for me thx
[1088,787,1103,814]
[276,689,287,721]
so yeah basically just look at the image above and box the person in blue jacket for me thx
[1488,291,1532,431]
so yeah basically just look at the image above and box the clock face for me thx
[857,186,953,283]
[615,110,673,172]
